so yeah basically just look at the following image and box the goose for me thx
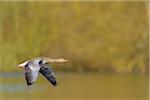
[17,57,67,86]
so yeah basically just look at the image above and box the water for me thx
[0,72,148,100]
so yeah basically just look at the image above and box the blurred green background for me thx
[0,1,149,100]
[0,2,148,74]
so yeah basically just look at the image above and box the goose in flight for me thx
[18,57,67,86]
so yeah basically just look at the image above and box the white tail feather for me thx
[18,60,28,68]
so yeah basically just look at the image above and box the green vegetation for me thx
[0,2,148,73]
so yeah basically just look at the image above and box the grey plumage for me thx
[18,57,67,86]
[39,65,57,86]
[25,63,56,86]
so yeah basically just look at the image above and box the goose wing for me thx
[39,64,57,86]
[24,66,40,86]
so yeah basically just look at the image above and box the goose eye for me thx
[39,60,43,65]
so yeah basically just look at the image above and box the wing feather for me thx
[39,64,57,86]
[24,66,39,86]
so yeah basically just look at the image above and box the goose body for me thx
[18,57,67,86]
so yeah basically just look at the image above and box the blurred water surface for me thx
[0,72,148,100]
